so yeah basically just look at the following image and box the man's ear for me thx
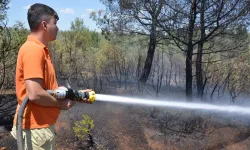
[41,21,47,30]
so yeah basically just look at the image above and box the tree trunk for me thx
[136,54,142,78]
[0,43,6,90]
[196,0,205,99]
[186,0,197,100]
[186,46,193,100]
[138,21,156,90]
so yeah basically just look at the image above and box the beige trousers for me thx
[11,125,56,150]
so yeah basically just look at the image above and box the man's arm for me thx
[25,78,60,107]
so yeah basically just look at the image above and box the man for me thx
[11,3,91,149]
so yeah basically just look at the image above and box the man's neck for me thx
[30,32,48,47]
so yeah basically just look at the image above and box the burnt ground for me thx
[55,101,250,150]
[2,95,250,150]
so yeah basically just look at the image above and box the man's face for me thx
[44,17,59,41]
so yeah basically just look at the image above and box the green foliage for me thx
[52,17,102,80]
[0,21,28,89]
[0,0,9,21]
[70,17,86,31]
[73,114,95,140]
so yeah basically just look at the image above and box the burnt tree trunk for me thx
[186,0,197,100]
[138,21,156,90]
[196,0,205,99]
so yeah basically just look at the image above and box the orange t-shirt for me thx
[14,34,60,129]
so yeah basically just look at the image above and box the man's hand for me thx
[56,86,76,110]
[58,99,76,110]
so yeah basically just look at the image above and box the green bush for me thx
[73,114,95,140]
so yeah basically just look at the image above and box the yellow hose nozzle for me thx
[88,91,96,103]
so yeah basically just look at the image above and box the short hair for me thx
[27,3,59,31]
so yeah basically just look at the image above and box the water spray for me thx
[96,94,250,115]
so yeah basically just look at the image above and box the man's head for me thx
[28,3,59,41]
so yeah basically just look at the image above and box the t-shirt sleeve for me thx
[23,45,45,80]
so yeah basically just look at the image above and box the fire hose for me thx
[16,88,96,150]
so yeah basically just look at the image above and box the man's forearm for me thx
[28,89,59,107]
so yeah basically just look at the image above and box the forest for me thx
[1,0,250,149]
